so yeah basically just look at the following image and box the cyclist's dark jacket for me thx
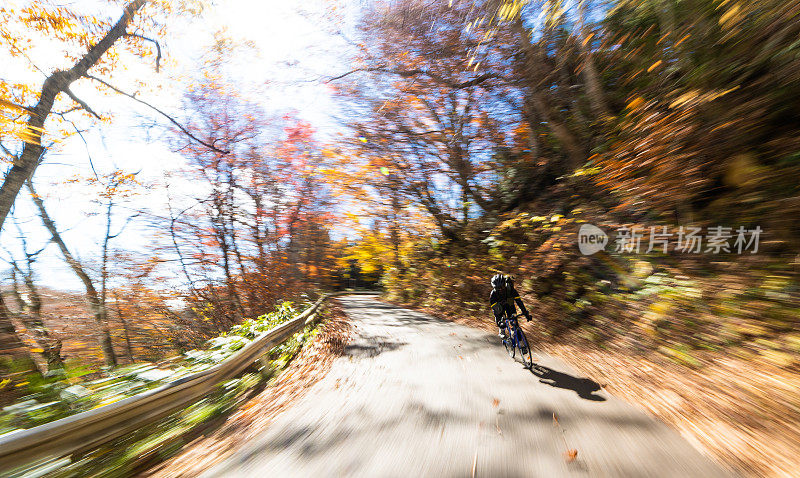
[490,282,529,326]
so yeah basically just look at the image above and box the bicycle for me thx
[499,313,534,368]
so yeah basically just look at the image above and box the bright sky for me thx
[0,0,358,291]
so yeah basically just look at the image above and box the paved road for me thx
[204,296,733,477]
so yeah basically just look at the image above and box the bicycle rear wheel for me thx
[515,328,534,368]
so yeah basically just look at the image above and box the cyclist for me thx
[490,273,531,343]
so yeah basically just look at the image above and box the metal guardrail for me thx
[0,291,377,475]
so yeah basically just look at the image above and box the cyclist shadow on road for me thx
[529,364,606,402]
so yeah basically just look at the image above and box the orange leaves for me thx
[68,169,142,201]
[646,60,663,72]
[625,96,646,111]
[10,4,110,55]
[20,5,81,35]
[674,34,691,47]
[553,412,579,463]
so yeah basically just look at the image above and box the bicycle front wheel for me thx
[516,328,534,368]
[502,328,515,358]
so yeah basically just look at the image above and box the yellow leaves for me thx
[0,94,44,146]
[709,85,740,101]
[626,97,646,111]
[647,60,663,72]
[669,86,739,109]
[14,4,108,51]
[497,1,524,22]
[30,348,44,353]
[542,0,566,27]
[3,123,44,147]
[0,98,27,114]
[669,90,701,109]
[581,32,595,47]
[718,3,741,28]
[674,34,690,48]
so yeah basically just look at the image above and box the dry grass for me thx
[547,342,800,478]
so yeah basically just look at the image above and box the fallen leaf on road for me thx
[492,398,500,407]
[564,449,578,462]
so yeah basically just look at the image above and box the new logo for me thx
[578,224,608,255]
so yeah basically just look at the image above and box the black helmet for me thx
[491,273,505,289]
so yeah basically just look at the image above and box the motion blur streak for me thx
[203,296,731,477]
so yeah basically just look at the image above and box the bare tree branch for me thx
[64,88,102,119]
[0,142,16,162]
[327,66,495,90]
[85,75,230,154]
[54,112,99,179]
[125,33,162,72]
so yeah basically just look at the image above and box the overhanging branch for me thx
[86,75,229,154]
[125,33,162,72]
[327,66,495,90]
[64,88,102,119]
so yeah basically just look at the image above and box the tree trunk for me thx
[389,187,404,278]
[0,0,148,234]
[578,1,611,120]
[527,94,587,171]
[27,180,117,367]
[9,269,64,372]
[510,16,588,171]
[0,294,40,376]
[114,296,135,363]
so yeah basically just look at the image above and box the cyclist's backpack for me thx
[504,277,516,305]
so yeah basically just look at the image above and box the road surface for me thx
[204,295,733,477]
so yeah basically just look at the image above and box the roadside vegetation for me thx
[3,299,340,477]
